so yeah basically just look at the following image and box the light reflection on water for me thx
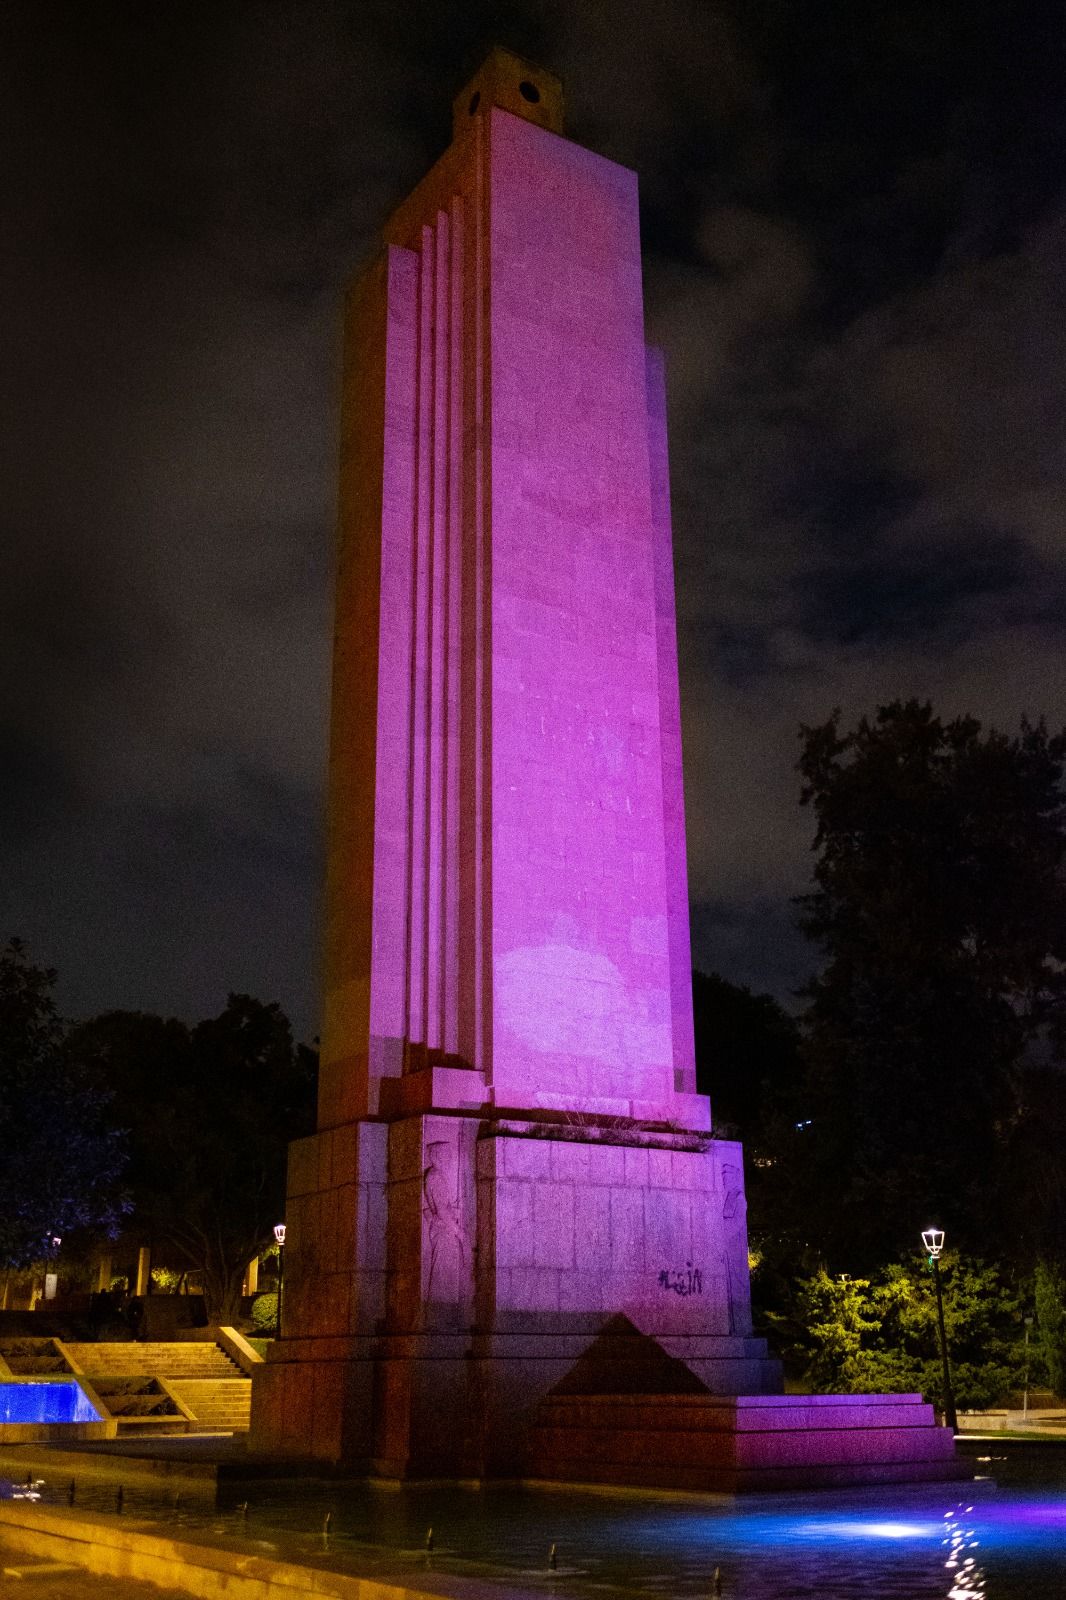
[942,1503,986,1600]
[2,1462,1064,1600]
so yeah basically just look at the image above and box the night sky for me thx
[5,2,1065,1039]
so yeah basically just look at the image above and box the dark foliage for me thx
[1006,1065,1066,1266]
[692,970,800,1145]
[791,700,1066,1268]
[67,994,317,1322]
[0,939,127,1269]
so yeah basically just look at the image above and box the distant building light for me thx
[794,1119,813,1130]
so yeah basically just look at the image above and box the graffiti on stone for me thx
[657,1262,703,1297]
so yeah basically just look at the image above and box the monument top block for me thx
[452,47,564,141]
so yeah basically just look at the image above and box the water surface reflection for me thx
[3,1455,1064,1599]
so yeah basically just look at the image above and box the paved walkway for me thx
[0,1536,192,1596]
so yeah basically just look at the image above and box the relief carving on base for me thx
[720,1162,749,1335]
[421,1137,470,1329]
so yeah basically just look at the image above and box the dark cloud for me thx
[4,0,1065,1030]
[801,528,1032,648]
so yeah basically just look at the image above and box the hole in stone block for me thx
[519,80,541,103]
[469,91,481,114]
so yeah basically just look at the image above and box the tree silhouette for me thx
[791,700,1066,1268]
[0,939,127,1271]
[69,995,316,1323]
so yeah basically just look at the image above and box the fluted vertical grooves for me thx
[401,187,484,1075]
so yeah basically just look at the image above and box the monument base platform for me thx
[252,1332,963,1490]
[528,1391,964,1492]
[251,1324,783,1476]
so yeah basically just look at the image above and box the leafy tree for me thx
[0,939,127,1271]
[1034,1262,1066,1398]
[68,995,317,1323]
[792,701,1066,1267]
[765,1255,1024,1411]
[791,1270,885,1392]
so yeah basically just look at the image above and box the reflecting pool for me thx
[0,1381,100,1425]
[4,1449,1065,1599]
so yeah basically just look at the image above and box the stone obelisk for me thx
[251,51,957,1489]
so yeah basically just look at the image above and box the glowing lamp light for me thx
[272,1222,287,1340]
[922,1228,958,1430]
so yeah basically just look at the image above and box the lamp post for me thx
[921,1227,958,1433]
[43,1235,61,1303]
[273,1223,286,1339]
[1023,1315,1034,1421]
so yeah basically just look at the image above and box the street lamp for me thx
[921,1227,957,1433]
[43,1235,62,1303]
[273,1223,286,1339]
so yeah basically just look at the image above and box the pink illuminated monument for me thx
[251,51,959,1489]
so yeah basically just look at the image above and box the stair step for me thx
[65,1341,241,1380]
[39,1341,251,1433]
[167,1377,252,1433]
[526,1392,962,1491]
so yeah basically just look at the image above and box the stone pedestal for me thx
[251,1115,781,1474]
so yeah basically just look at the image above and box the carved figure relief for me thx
[720,1162,748,1334]
[422,1138,469,1328]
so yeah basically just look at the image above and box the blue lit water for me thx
[3,1451,1064,1598]
[0,1381,100,1424]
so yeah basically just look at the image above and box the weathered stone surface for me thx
[528,1393,964,1492]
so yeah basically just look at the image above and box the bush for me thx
[250,1292,278,1333]
[763,1255,1026,1410]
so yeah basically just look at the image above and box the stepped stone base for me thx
[529,1391,964,1492]
[252,1323,782,1476]
[251,1325,965,1490]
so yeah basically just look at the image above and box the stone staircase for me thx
[63,1342,243,1380]
[62,1341,252,1434]
[0,1338,256,1434]
[166,1379,252,1432]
